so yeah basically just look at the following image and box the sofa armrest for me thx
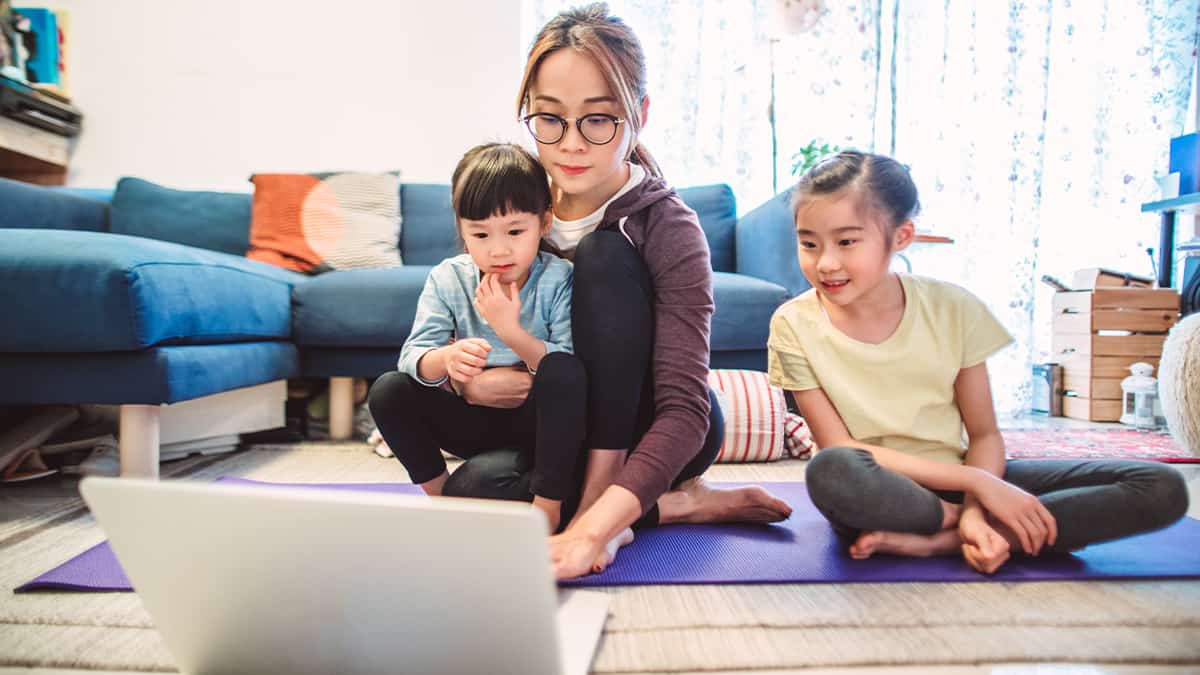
[735,188,810,297]
[0,177,109,232]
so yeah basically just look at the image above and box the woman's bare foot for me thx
[658,477,793,525]
[592,527,635,573]
[849,528,961,559]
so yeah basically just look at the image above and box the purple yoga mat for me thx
[16,479,1200,593]
[15,477,422,593]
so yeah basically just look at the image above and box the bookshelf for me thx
[0,114,70,185]
[1141,193,1200,289]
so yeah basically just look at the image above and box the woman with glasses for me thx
[450,3,792,580]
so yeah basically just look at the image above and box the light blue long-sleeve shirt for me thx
[397,252,573,385]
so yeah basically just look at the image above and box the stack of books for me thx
[4,5,71,98]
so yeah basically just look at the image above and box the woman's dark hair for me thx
[517,2,661,177]
[792,150,921,239]
[450,143,551,223]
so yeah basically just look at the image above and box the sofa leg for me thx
[119,404,160,479]
[329,377,354,440]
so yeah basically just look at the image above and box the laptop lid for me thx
[80,477,573,675]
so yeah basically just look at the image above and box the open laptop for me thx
[80,477,610,675]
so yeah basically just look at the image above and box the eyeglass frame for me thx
[520,112,627,145]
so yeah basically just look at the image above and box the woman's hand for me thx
[442,338,491,385]
[475,273,522,337]
[459,365,532,409]
[970,473,1057,555]
[958,505,1010,574]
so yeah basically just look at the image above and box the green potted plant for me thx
[791,140,841,177]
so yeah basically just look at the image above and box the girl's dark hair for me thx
[450,143,551,222]
[792,150,921,237]
[517,2,661,177]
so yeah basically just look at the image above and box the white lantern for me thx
[1120,362,1163,430]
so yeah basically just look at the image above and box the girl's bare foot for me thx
[592,528,635,573]
[659,477,793,525]
[532,495,562,534]
[940,499,963,530]
[849,528,961,559]
[419,471,449,497]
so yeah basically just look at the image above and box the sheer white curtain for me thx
[526,0,1200,416]
[886,1,1199,415]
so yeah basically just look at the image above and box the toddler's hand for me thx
[475,273,522,337]
[443,338,491,384]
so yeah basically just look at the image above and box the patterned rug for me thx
[1003,429,1198,463]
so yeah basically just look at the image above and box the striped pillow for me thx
[708,369,816,462]
[247,171,402,273]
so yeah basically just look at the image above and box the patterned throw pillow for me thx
[247,172,402,273]
[708,369,816,462]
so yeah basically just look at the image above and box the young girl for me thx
[450,3,791,580]
[367,142,584,533]
[768,150,1189,573]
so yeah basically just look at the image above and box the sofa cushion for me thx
[0,230,303,352]
[399,184,459,265]
[110,177,252,256]
[0,342,299,405]
[678,184,736,274]
[247,172,403,273]
[292,266,434,347]
[0,177,108,232]
[399,182,739,272]
[711,271,789,352]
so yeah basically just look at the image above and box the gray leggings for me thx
[806,447,1190,553]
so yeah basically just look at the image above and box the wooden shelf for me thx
[0,115,71,185]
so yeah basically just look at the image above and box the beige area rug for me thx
[1,443,1199,673]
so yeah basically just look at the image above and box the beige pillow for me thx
[247,171,402,273]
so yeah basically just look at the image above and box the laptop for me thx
[80,477,610,675]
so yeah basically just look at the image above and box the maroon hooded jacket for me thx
[576,174,715,512]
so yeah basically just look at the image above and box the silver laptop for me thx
[80,477,610,675]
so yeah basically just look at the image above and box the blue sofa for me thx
[0,176,806,476]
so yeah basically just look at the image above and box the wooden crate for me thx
[1051,289,1178,421]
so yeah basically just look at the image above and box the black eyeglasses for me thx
[521,113,626,145]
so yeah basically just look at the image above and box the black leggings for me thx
[450,231,724,529]
[367,351,586,502]
[806,446,1190,552]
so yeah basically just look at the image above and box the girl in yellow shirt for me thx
[768,150,1188,574]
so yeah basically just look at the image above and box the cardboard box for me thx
[1071,268,1153,290]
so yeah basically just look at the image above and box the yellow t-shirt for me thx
[767,275,1013,464]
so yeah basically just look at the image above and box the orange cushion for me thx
[248,172,402,273]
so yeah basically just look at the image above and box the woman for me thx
[452,3,792,579]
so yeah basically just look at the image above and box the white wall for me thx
[45,0,525,190]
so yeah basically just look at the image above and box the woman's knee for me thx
[367,371,420,421]
[443,449,530,501]
[573,230,637,284]
[532,352,586,398]
[805,446,874,509]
